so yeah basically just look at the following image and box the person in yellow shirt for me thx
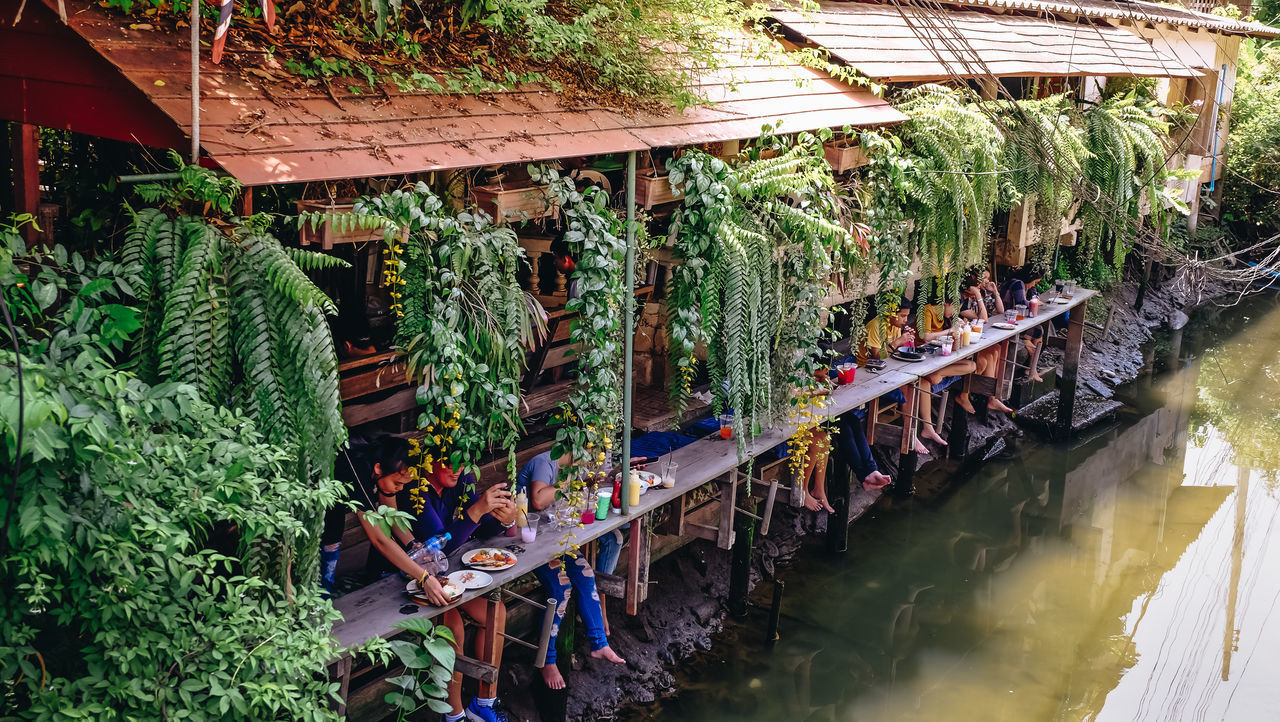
[858,302,914,366]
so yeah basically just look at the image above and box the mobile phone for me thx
[866,359,887,371]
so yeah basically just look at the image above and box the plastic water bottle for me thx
[409,533,450,575]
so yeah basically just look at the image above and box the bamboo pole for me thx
[621,151,637,513]
[190,0,200,164]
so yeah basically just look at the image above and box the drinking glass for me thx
[719,414,734,439]
[1015,304,1027,321]
[1004,309,1017,324]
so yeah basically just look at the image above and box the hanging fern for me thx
[119,168,349,586]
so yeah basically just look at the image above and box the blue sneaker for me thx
[464,698,509,722]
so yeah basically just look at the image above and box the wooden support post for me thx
[479,594,502,697]
[331,655,352,717]
[534,596,558,669]
[717,469,738,551]
[765,580,785,647]
[10,123,39,246]
[760,480,780,536]
[865,397,880,445]
[893,449,917,498]
[241,187,254,216]
[727,496,757,618]
[899,382,918,455]
[624,515,650,615]
[1055,304,1087,434]
[826,448,853,553]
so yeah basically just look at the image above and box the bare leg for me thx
[441,609,466,715]
[917,379,945,448]
[1027,338,1044,382]
[806,429,835,513]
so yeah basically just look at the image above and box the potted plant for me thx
[823,138,870,172]
[470,182,558,224]
[296,199,384,248]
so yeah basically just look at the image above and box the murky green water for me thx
[630,294,1280,722]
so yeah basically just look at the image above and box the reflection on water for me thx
[630,295,1280,722]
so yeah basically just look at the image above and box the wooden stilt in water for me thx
[765,580,784,647]
[826,448,853,553]
[1055,304,1087,435]
[728,497,757,618]
[624,516,650,615]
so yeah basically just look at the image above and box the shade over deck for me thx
[10,0,904,185]
[771,2,1196,82]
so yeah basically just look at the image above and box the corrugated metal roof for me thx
[943,0,1279,38]
[772,2,1197,81]
[50,0,904,185]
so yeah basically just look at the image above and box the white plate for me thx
[448,569,493,590]
[462,548,518,570]
[991,321,1016,330]
[407,578,463,602]
[1055,298,1071,304]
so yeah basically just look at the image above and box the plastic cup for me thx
[1015,304,1027,321]
[940,337,953,356]
[662,462,678,488]
[719,414,734,439]
[522,513,541,543]
[1004,309,1017,324]
[595,490,611,520]
[837,363,856,384]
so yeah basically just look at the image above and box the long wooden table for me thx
[331,288,1096,671]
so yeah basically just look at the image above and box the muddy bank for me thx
[503,279,1221,722]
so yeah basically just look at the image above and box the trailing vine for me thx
[532,165,627,514]
[305,184,535,493]
[665,132,856,463]
[1074,92,1196,287]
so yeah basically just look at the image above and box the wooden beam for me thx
[717,469,738,551]
[341,387,419,427]
[11,123,38,246]
[624,515,651,615]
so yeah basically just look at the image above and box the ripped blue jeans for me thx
[532,554,609,665]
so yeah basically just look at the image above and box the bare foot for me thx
[955,395,976,415]
[803,494,823,512]
[540,664,566,690]
[812,494,836,513]
[1029,370,1045,383]
[863,471,892,490]
[912,438,930,454]
[590,646,627,665]
[988,398,1014,413]
[920,425,947,447]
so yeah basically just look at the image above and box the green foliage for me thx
[989,94,1091,272]
[120,159,348,591]
[1223,39,1280,239]
[383,619,456,718]
[894,85,1003,289]
[323,183,534,482]
[534,165,628,478]
[665,131,855,460]
[1073,92,1190,288]
[0,231,344,720]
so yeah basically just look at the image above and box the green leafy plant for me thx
[120,158,348,587]
[304,183,537,490]
[383,618,456,718]
[533,165,628,496]
[0,230,344,720]
[664,131,856,462]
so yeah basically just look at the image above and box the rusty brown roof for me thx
[49,0,904,185]
[772,2,1197,82]
[949,0,1280,38]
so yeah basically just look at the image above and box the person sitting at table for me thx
[323,436,517,722]
[517,451,628,691]
[959,274,1014,414]
[833,411,893,491]
[1000,267,1047,383]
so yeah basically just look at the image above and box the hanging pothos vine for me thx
[664,129,858,467]
[529,165,627,528]
[303,184,535,507]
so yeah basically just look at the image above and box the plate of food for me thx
[406,578,464,603]
[991,321,1017,330]
[462,548,518,570]
[891,349,924,362]
[636,470,662,488]
[448,569,493,590]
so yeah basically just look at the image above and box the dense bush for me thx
[1222,39,1280,240]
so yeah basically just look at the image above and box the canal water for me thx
[627,293,1280,722]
